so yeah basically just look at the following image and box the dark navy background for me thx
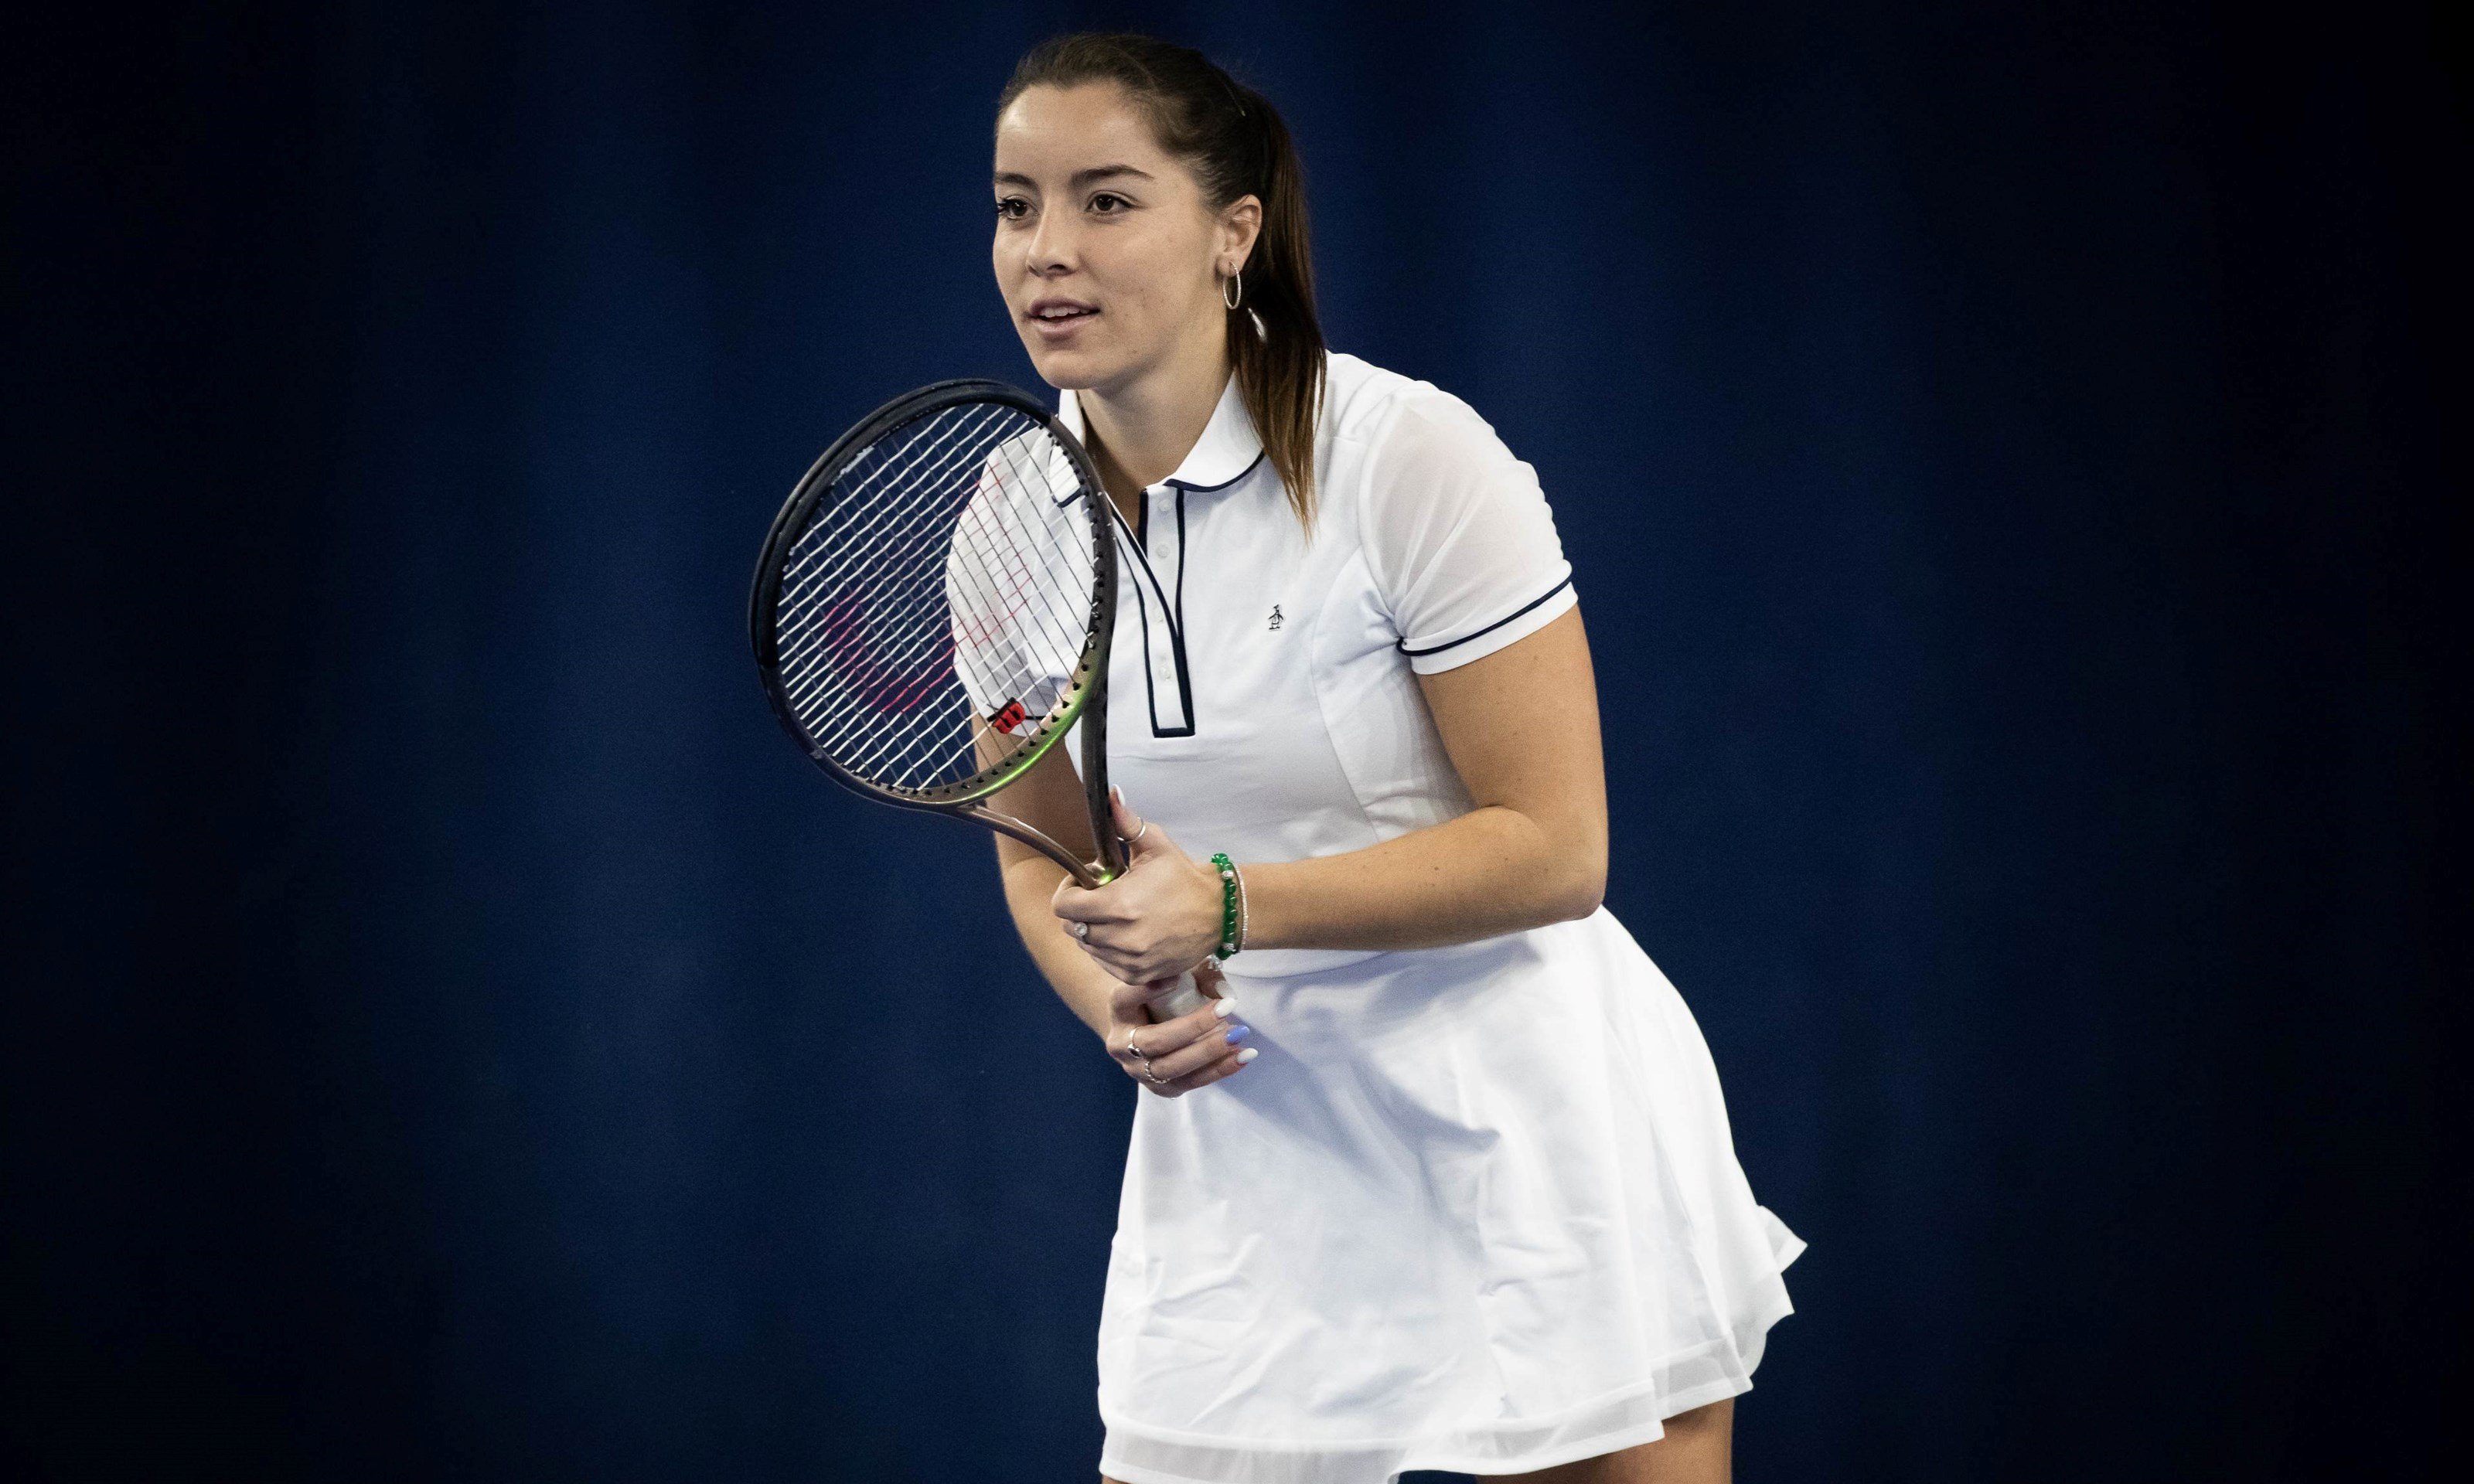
[5,2,2459,1479]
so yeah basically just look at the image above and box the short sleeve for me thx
[1360,392,1578,674]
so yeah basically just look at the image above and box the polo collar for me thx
[1056,373,1265,495]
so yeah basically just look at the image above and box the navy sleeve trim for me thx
[1395,576,1575,659]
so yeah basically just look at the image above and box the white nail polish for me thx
[1236,1047,1259,1064]
[1213,999,1239,1019]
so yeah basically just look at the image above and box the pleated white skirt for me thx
[1096,908,1804,1484]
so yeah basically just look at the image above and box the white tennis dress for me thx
[976,353,1804,1484]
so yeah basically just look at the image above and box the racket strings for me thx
[769,400,1101,795]
[773,403,1010,676]
[775,406,1024,726]
[779,414,1011,781]
[777,410,1001,629]
[782,420,1073,771]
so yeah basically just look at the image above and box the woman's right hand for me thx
[1107,974,1257,1097]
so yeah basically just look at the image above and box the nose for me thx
[1024,210,1075,278]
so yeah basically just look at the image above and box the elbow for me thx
[1543,853,1606,925]
[1498,808,1606,928]
[1511,811,1606,926]
[1554,876,1605,924]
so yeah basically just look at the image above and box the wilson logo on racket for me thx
[990,699,1029,733]
[816,592,955,716]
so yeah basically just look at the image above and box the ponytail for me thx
[999,35,1327,527]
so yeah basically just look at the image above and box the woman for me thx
[983,33,1804,1484]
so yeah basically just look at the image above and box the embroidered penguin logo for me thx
[1267,604,1284,631]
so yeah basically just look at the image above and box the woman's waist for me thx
[1198,909,1650,1074]
[1218,906,1623,986]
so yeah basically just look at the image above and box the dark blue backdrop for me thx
[5,2,2459,1480]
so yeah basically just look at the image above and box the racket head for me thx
[748,380,1118,832]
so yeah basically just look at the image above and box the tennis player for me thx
[983,34,1805,1484]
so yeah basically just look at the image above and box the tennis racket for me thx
[748,379,1208,1018]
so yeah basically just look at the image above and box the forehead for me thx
[993,83,1178,180]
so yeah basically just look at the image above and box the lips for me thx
[1026,297,1099,339]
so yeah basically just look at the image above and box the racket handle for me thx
[1154,970,1210,1020]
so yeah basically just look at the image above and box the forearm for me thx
[1240,804,1605,955]
[997,848,1124,1039]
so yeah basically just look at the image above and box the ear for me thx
[1218,193,1263,274]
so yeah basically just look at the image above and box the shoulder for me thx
[1309,354,1568,629]
[1317,352,1538,541]
[1319,351,1509,468]
[1316,352,1530,553]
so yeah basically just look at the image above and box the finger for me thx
[1142,1015,1252,1084]
[1051,880,1111,924]
[1154,1043,1259,1097]
[1106,965,1218,1012]
[1105,1021,1150,1067]
[1119,1002,1204,1056]
[1151,987,1239,1036]
[1108,979,1159,1026]
[1111,787,1164,862]
[1114,988,1233,1058]
[1112,1022,1194,1087]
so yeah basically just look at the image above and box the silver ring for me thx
[1073,921,1089,941]
[1130,819,1150,842]
[1126,1034,1161,1084]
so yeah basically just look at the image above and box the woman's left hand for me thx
[1053,790,1227,985]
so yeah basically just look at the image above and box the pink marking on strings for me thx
[816,591,956,716]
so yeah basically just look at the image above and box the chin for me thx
[1025,346,1113,394]
[1030,363,1097,393]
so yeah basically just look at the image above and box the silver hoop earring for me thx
[1222,269,1243,311]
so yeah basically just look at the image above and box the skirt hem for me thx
[1098,1275,1798,1484]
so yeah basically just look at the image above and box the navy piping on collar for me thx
[1163,448,1266,495]
[1052,440,1263,504]
[1396,576,1576,659]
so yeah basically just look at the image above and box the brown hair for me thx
[999,33,1327,527]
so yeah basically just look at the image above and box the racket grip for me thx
[1154,970,1210,1020]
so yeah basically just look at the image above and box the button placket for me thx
[1121,483,1195,737]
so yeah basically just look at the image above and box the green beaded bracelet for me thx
[1210,852,1242,959]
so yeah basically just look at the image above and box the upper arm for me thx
[1414,605,1608,906]
[1363,391,1604,907]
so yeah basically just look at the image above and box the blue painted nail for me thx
[1225,1023,1250,1045]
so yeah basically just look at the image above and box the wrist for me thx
[1208,853,1249,959]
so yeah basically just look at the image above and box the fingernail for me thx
[1225,1023,1250,1045]
[1235,1047,1259,1064]
[1212,999,1239,1019]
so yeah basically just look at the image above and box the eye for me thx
[994,196,1031,222]
[1088,192,1130,215]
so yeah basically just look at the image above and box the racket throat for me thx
[964,802,1110,890]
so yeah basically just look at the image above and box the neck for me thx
[1077,318,1232,496]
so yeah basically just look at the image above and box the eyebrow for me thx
[992,164,1157,190]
